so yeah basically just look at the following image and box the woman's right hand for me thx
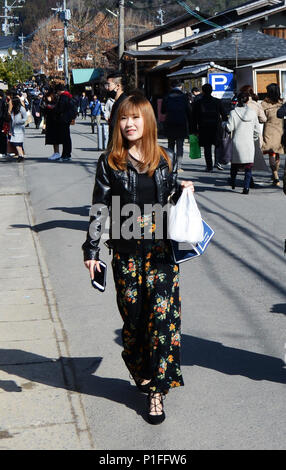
[84,260,101,280]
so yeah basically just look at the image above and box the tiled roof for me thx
[167,62,233,78]
[182,31,286,61]
[156,0,286,50]
[0,36,18,50]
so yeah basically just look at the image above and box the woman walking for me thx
[226,92,261,194]
[41,87,62,161]
[82,94,194,424]
[261,83,284,186]
[8,97,27,163]
[240,85,267,124]
[239,85,267,184]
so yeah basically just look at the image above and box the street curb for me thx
[21,170,95,450]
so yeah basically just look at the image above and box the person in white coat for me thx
[226,92,261,194]
[8,97,27,162]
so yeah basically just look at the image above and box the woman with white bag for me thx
[83,93,194,424]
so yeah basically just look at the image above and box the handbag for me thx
[216,128,232,165]
[25,110,33,126]
[168,188,204,244]
[189,134,201,159]
[171,220,215,263]
[253,138,268,171]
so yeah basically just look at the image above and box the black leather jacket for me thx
[82,148,182,261]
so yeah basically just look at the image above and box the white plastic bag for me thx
[168,188,204,244]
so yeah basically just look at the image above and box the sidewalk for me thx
[0,159,94,450]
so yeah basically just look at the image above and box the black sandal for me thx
[147,392,165,425]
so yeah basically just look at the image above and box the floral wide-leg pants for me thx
[112,240,184,394]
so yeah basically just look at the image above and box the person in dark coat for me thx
[106,72,127,146]
[53,83,75,161]
[161,80,192,172]
[277,101,286,194]
[79,92,89,119]
[0,90,8,156]
[41,87,62,160]
[192,83,227,172]
[31,94,43,129]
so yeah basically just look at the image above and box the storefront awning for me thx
[72,68,103,84]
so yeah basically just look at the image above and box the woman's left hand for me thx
[181,180,195,192]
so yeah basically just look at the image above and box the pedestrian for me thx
[79,92,89,119]
[261,83,284,186]
[239,84,267,186]
[192,83,227,172]
[191,86,202,103]
[89,94,102,134]
[82,93,194,424]
[41,87,62,161]
[277,101,286,194]
[8,96,27,163]
[225,92,261,194]
[0,90,8,158]
[106,71,127,145]
[31,93,43,129]
[161,79,192,172]
[53,83,77,162]
[103,96,115,122]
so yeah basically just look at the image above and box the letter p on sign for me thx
[210,74,228,90]
[208,73,234,98]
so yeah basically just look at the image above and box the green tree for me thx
[0,50,33,87]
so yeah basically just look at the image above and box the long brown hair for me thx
[240,84,258,102]
[108,94,171,176]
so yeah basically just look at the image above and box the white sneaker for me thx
[48,152,61,160]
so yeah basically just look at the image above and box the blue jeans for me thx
[231,164,252,189]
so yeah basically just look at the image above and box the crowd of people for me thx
[1,75,286,194]
[0,78,115,162]
[161,79,286,194]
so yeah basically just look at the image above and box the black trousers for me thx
[61,124,72,158]
[167,137,184,157]
[204,144,219,170]
[0,131,7,154]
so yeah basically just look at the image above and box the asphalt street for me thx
[3,118,286,450]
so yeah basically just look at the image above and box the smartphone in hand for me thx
[91,261,107,292]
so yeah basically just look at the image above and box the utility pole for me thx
[3,0,8,35]
[18,32,25,50]
[1,0,25,36]
[118,0,124,69]
[63,0,69,87]
[52,0,71,87]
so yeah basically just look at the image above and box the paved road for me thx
[11,119,286,449]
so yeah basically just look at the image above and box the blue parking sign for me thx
[208,73,234,98]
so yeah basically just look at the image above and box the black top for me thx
[137,173,157,212]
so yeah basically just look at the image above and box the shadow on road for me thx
[0,330,285,402]
[270,303,286,316]
[11,220,88,232]
[47,206,90,217]
[0,351,148,421]
[0,329,284,422]
[113,329,285,384]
